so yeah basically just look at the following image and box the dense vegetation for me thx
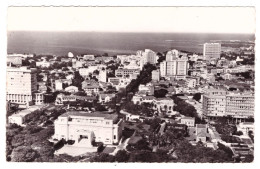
[171,95,205,124]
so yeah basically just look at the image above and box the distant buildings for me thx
[95,56,114,63]
[160,49,188,80]
[185,77,197,88]
[115,68,140,79]
[82,80,100,96]
[55,93,97,105]
[7,53,34,59]
[99,69,107,83]
[7,55,22,66]
[138,49,158,68]
[83,55,95,60]
[36,59,51,68]
[152,70,160,81]
[55,79,72,91]
[65,86,79,93]
[203,43,221,60]
[108,77,131,90]
[53,111,124,145]
[138,83,155,96]
[6,67,37,107]
[72,59,84,69]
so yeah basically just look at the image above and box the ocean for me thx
[7,31,255,56]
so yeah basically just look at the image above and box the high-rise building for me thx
[203,43,221,60]
[6,67,37,107]
[160,49,188,80]
[202,89,227,118]
[138,49,158,68]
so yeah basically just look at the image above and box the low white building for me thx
[55,94,77,105]
[8,106,42,126]
[65,86,79,93]
[82,80,100,96]
[8,110,32,126]
[154,98,175,116]
[53,111,124,145]
[180,117,195,127]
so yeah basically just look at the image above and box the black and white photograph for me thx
[3,5,257,165]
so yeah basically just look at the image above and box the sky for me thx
[7,7,256,34]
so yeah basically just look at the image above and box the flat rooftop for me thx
[182,116,195,120]
[60,111,118,120]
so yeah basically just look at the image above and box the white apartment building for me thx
[203,90,254,119]
[186,78,197,88]
[138,49,158,68]
[6,67,37,107]
[203,43,221,60]
[152,69,160,81]
[99,69,107,83]
[160,49,188,80]
[202,89,227,117]
[53,111,124,145]
[226,93,254,118]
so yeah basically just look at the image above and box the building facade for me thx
[203,43,221,60]
[202,90,227,117]
[115,68,140,78]
[203,90,254,119]
[152,69,160,81]
[160,49,188,80]
[226,93,254,118]
[53,111,124,145]
[99,69,107,83]
[6,67,37,107]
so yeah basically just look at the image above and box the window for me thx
[114,135,116,139]
[106,122,110,125]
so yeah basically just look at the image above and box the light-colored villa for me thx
[53,111,124,146]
